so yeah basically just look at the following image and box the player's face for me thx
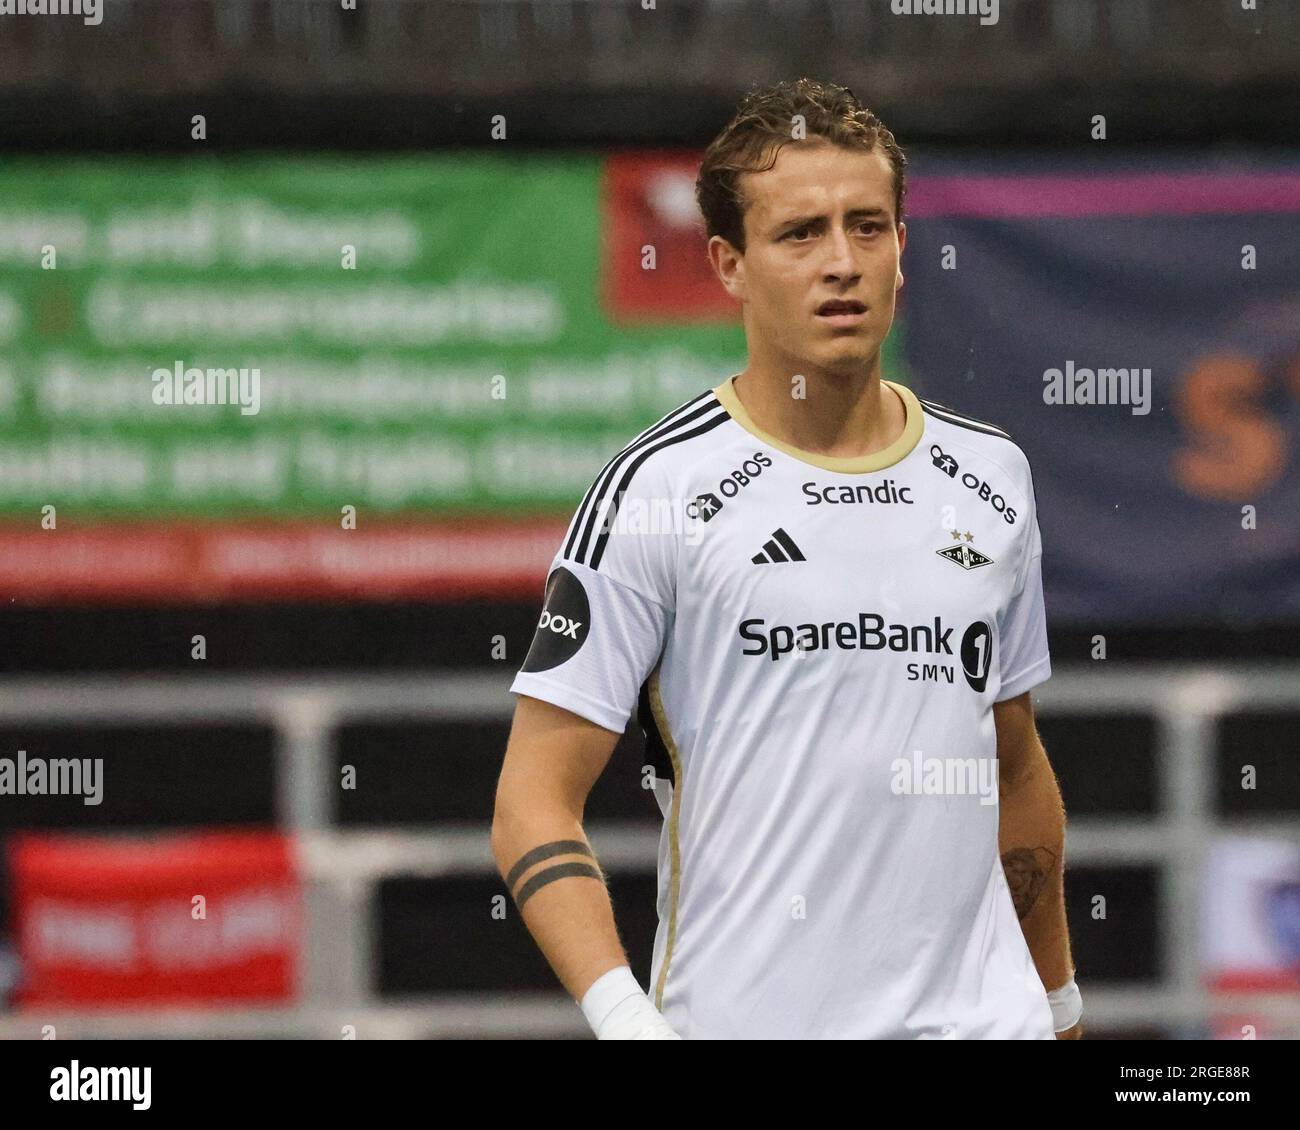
[719,141,906,376]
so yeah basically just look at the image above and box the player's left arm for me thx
[994,690,1082,1040]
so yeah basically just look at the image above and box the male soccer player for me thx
[492,78,1082,1040]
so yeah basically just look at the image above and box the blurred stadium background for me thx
[0,0,1297,1040]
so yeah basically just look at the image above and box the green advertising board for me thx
[0,155,751,518]
[0,154,908,598]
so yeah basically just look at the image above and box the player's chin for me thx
[817,334,879,365]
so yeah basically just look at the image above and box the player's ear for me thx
[895,221,907,291]
[708,234,745,301]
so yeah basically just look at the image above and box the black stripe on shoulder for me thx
[563,390,716,563]
[585,407,729,571]
[918,397,1015,441]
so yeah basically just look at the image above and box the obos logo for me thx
[685,452,773,523]
[521,567,591,672]
[930,444,1017,525]
[685,492,723,523]
[930,444,959,478]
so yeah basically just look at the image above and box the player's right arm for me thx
[494,694,682,1041]
[491,695,644,1017]
[492,437,687,1037]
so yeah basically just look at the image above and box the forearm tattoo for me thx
[506,839,603,910]
[1001,846,1057,920]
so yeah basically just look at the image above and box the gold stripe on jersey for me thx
[649,666,684,1013]
[712,375,925,473]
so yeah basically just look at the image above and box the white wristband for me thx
[1047,976,1083,1032]
[579,966,680,1040]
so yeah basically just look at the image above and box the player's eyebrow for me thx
[772,207,889,233]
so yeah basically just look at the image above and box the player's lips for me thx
[815,299,868,327]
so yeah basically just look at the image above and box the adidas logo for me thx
[751,528,806,565]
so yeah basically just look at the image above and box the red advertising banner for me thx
[1201,837,1300,1039]
[9,831,301,1007]
[0,517,567,603]
[601,149,739,323]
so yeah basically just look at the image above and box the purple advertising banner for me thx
[901,157,1300,628]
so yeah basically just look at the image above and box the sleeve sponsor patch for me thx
[520,566,592,673]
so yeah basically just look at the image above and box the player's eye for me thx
[785,222,880,241]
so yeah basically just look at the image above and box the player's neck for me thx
[730,360,905,461]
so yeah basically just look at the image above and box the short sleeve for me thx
[509,455,677,733]
[995,510,1051,702]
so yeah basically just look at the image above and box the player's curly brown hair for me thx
[696,78,908,254]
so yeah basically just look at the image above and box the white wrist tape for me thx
[1047,976,1083,1032]
[579,965,681,1040]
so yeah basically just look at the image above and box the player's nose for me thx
[821,226,860,280]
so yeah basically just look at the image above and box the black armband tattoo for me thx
[513,861,605,910]
[504,839,595,890]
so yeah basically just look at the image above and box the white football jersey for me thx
[510,376,1056,1040]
